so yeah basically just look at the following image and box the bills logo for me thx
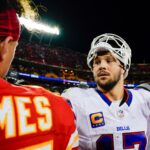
[90,112,105,128]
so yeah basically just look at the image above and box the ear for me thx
[121,67,125,75]
[0,36,13,61]
[119,63,125,75]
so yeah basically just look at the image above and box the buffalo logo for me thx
[90,112,105,128]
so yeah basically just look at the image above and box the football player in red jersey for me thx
[0,0,78,149]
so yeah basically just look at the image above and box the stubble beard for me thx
[95,74,121,91]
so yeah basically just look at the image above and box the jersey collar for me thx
[95,88,133,107]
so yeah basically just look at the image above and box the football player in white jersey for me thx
[62,33,150,150]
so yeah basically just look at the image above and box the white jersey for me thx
[62,87,150,150]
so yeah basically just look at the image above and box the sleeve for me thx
[61,88,77,116]
[135,88,150,140]
[147,117,150,149]
[53,93,79,150]
[61,89,74,106]
[66,128,79,150]
[147,137,150,150]
[134,84,150,149]
[134,87,150,115]
[143,90,150,118]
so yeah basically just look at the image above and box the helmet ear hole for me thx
[126,64,129,69]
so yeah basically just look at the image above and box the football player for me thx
[62,33,150,150]
[0,0,78,149]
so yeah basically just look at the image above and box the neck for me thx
[97,80,124,102]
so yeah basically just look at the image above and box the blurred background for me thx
[6,0,150,94]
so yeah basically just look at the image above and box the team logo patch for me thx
[90,112,105,128]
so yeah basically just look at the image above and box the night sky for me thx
[33,0,150,63]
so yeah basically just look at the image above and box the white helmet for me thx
[87,33,132,79]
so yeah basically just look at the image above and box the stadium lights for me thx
[19,17,60,35]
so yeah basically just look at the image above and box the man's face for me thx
[92,51,124,91]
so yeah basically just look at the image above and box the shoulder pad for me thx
[62,87,77,94]
[134,83,150,91]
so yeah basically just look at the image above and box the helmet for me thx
[87,33,132,79]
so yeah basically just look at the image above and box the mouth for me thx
[97,72,110,77]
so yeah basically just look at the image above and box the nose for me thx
[99,60,108,69]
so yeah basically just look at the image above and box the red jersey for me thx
[0,78,78,150]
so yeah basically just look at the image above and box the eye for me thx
[107,59,114,63]
[93,59,101,67]
[95,60,100,65]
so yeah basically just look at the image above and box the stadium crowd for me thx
[16,40,88,70]
[7,39,150,94]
